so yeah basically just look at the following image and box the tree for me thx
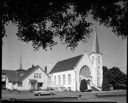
[102,66,110,91]
[107,67,127,89]
[80,79,87,92]
[2,0,128,50]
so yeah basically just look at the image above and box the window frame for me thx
[18,82,22,87]
[63,74,66,85]
[68,74,71,85]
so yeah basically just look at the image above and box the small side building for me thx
[2,65,49,91]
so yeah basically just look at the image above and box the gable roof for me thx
[2,65,47,82]
[49,55,83,74]
[19,65,40,81]
[2,70,20,82]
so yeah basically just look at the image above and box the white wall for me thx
[75,52,93,91]
[50,52,93,91]
[5,77,17,90]
[5,77,12,90]
[50,70,76,91]
[90,53,103,87]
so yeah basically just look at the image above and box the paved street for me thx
[2,90,126,103]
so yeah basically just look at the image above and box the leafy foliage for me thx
[107,67,127,89]
[102,66,127,90]
[91,0,128,38]
[102,66,110,91]
[2,0,128,50]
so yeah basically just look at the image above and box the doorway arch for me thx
[79,65,91,80]
[79,65,91,91]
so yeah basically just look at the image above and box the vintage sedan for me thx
[34,88,55,96]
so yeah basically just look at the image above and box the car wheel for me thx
[34,94,37,96]
[50,92,53,95]
[38,93,41,96]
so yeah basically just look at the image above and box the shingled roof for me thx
[2,65,45,82]
[2,70,21,82]
[19,65,40,81]
[49,55,83,74]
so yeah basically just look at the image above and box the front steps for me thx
[91,85,102,91]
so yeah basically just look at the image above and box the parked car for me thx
[34,88,55,96]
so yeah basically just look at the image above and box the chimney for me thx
[45,66,47,73]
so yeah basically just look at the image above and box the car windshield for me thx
[47,88,54,91]
[36,89,43,91]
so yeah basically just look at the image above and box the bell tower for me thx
[90,29,103,88]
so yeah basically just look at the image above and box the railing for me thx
[90,83,101,91]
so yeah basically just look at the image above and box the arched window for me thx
[79,65,91,78]
[68,74,71,85]
[63,74,66,85]
[97,66,100,78]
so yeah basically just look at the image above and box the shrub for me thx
[102,66,110,91]
[102,78,110,91]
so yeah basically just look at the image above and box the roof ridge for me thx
[19,65,40,81]
[58,54,83,62]
[2,69,16,71]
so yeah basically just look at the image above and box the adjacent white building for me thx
[49,31,103,91]
[2,65,49,91]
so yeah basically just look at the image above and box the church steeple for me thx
[90,28,103,88]
[92,29,100,53]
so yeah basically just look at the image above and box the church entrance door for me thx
[80,79,87,92]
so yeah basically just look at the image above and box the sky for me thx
[2,20,127,74]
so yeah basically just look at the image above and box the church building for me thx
[49,31,103,91]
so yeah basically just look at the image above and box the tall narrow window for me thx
[68,74,71,85]
[63,74,66,85]
[98,56,100,64]
[39,73,41,78]
[97,66,100,86]
[34,73,36,78]
[54,76,56,84]
[92,56,94,64]
[58,75,61,85]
